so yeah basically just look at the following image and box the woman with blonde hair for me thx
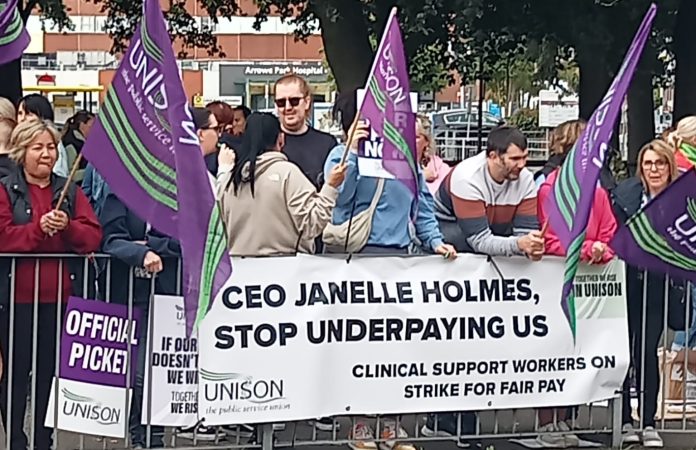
[416,114,450,194]
[0,119,101,450]
[535,119,587,186]
[666,116,696,172]
[612,139,682,448]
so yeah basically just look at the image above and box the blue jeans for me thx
[672,285,696,350]
[130,305,165,448]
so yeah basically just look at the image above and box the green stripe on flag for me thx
[629,213,696,270]
[141,17,164,62]
[100,92,178,210]
[368,77,387,112]
[383,121,417,168]
[554,147,581,229]
[0,10,22,45]
[680,143,696,166]
[195,206,228,327]
[105,90,177,182]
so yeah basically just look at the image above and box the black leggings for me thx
[0,304,60,450]
[622,287,664,428]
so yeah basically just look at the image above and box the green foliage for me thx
[15,0,684,101]
[507,108,538,131]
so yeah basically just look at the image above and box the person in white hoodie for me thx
[218,112,346,256]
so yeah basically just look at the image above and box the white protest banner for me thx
[143,295,198,427]
[46,297,141,438]
[357,89,418,179]
[197,255,629,425]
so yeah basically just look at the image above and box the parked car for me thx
[430,109,506,161]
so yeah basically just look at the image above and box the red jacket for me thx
[537,170,617,263]
[0,183,102,303]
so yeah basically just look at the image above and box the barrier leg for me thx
[611,395,622,449]
[261,423,274,450]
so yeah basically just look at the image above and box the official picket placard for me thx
[46,297,141,438]
[197,255,629,425]
[143,295,198,427]
[357,89,418,179]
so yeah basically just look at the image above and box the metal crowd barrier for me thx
[435,129,550,163]
[0,253,694,450]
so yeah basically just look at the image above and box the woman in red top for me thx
[0,119,101,450]
[533,120,618,448]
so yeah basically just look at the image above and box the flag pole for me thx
[339,7,398,167]
[54,153,83,212]
[340,117,360,165]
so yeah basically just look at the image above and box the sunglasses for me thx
[274,97,303,108]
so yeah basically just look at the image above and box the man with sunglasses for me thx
[274,73,337,188]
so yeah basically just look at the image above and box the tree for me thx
[1,0,471,102]
[0,0,73,102]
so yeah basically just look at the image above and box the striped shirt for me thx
[434,152,539,255]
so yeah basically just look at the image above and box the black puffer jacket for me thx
[612,177,688,329]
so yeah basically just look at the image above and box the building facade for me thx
[25,0,459,109]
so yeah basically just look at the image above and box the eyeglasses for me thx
[642,159,667,171]
[201,125,222,135]
[274,97,303,108]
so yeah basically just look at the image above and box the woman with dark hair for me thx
[218,112,346,256]
[16,94,54,123]
[54,110,95,180]
[192,107,220,156]
[233,105,251,136]
[206,101,234,134]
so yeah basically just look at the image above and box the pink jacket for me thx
[423,155,451,195]
[537,170,617,263]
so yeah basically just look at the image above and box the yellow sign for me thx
[193,94,204,108]
[52,94,76,124]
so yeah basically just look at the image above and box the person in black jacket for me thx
[0,116,16,179]
[100,193,180,448]
[613,139,683,448]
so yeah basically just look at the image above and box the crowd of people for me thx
[0,72,693,450]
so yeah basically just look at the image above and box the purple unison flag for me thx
[612,169,696,283]
[156,3,232,332]
[84,0,232,334]
[543,4,656,339]
[0,0,30,65]
[359,8,418,197]
[60,297,141,388]
[81,2,179,237]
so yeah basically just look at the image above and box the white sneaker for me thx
[177,425,219,441]
[642,427,663,448]
[557,422,580,448]
[379,420,416,450]
[535,423,567,448]
[622,424,640,444]
[349,422,378,450]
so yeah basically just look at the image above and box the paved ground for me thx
[3,406,696,449]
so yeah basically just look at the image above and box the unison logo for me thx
[667,197,696,256]
[200,369,285,404]
[61,388,121,426]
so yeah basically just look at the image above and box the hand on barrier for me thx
[518,230,545,261]
[327,163,348,188]
[143,251,164,273]
[434,243,457,260]
[590,241,607,264]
